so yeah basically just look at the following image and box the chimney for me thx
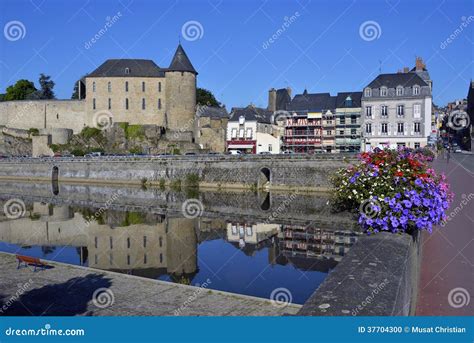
[268,88,276,112]
[415,57,425,71]
[403,67,409,73]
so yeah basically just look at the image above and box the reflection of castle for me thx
[0,203,198,280]
[278,225,359,262]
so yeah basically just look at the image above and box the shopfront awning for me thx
[228,144,254,149]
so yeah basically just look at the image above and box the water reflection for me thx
[0,187,360,304]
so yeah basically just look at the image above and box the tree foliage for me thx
[197,88,221,107]
[4,79,37,101]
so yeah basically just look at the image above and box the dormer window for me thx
[344,96,352,107]
[396,86,403,96]
[125,67,130,75]
[364,88,372,97]
[380,87,387,96]
[238,115,245,125]
[413,86,420,95]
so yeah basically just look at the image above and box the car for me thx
[259,151,271,155]
[229,150,242,155]
[207,152,220,155]
[282,150,293,154]
[184,152,197,156]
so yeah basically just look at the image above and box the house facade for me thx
[361,57,432,151]
[226,105,280,154]
[282,91,362,153]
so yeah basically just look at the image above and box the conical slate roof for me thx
[168,44,197,74]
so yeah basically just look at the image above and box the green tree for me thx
[37,73,55,99]
[4,79,37,101]
[197,87,221,107]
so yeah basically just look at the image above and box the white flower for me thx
[352,190,357,194]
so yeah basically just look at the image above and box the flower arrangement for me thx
[331,147,453,234]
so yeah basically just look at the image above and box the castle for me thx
[0,44,197,144]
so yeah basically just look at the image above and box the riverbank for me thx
[0,252,300,316]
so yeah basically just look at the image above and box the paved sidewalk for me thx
[0,253,300,316]
[416,154,474,315]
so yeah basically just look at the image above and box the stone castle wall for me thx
[0,100,86,134]
[0,71,196,138]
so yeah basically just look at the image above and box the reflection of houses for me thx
[278,225,359,263]
[226,222,279,248]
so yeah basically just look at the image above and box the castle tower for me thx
[165,44,197,132]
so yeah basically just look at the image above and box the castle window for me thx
[92,82,96,92]
[108,82,111,93]
[158,98,161,109]
[143,236,147,248]
[125,67,130,75]
[142,98,146,110]
[380,87,387,96]
[108,98,111,110]
[413,86,420,95]
[93,98,96,110]
[125,98,129,110]
[56,114,59,120]
[158,82,162,92]
[142,82,145,92]
[364,88,371,97]
[125,81,128,92]
[396,86,404,96]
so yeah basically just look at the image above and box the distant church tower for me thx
[165,44,197,132]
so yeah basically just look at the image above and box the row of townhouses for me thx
[222,57,434,154]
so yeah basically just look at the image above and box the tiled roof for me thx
[287,93,332,111]
[88,59,164,77]
[168,44,197,74]
[367,73,428,88]
[197,105,229,118]
[335,92,362,108]
[229,105,273,123]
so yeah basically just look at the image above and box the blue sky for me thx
[0,0,473,108]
